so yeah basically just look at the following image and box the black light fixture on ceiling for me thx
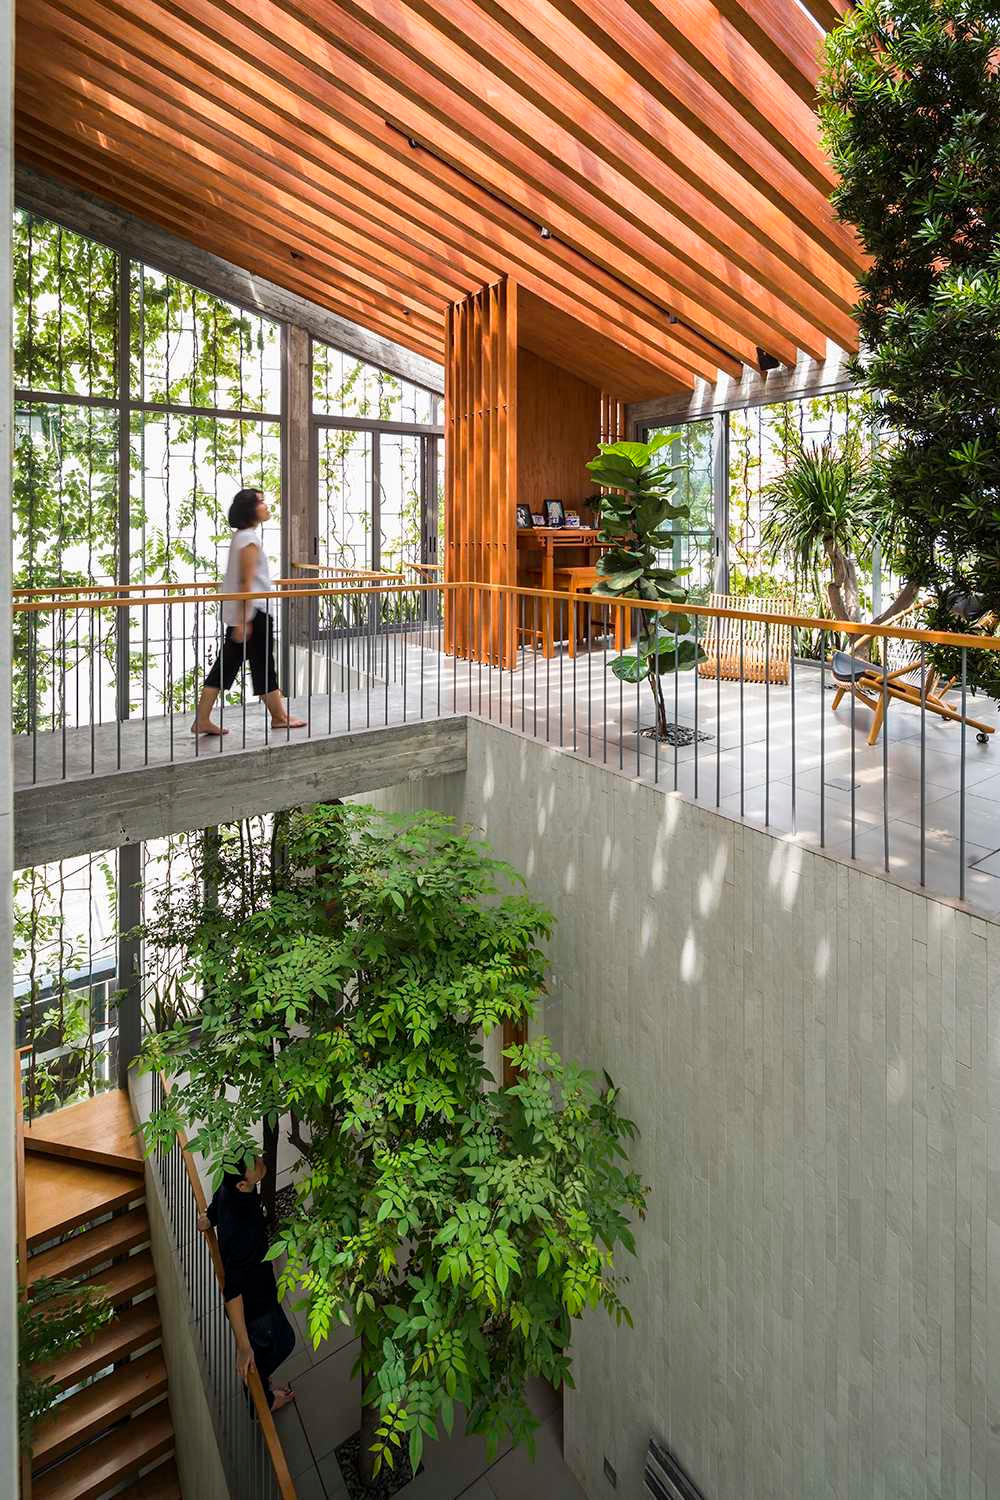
[756,347,783,373]
[539,225,552,239]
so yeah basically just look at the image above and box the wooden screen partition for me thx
[446,279,629,665]
[445,278,517,666]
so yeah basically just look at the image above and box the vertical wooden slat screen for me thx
[445,277,518,666]
[600,393,626,445]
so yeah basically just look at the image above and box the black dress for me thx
[207,1180,296,1407]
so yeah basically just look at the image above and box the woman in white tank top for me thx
[192,489,306,736]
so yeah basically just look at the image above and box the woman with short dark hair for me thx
[192,488,305,736]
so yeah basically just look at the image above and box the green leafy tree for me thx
[19,1278,113,1449]
[820,0,1000,689]
[588,436,705,739]
[141,804,648,1488]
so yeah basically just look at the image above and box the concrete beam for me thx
[626,344,857,429]
[14,717,467,867]
[15,166,444,395]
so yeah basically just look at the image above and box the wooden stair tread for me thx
[35,1299,162,1392]
[114,1457,182,1500]
[29,1208,150,1288]
[33,1348,168,1467]
[25,1089,144,1174]
[26,1156,145,1249]
[76,1249,157,1309]
[32,1404,174,1500]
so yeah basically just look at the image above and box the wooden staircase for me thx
[23,1091,182,1500]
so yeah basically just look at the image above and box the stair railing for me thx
[149,1071,297,1500]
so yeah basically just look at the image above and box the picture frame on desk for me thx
[531,513,546,527]
[564,510,581,528]
[515,503,534,529]
[543,498,566,528]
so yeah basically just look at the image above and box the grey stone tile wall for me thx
[367,719,1000,1500]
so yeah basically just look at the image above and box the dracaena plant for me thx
[141,803,649,1490]
[587,435,705,740]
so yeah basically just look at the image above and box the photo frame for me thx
[515,503,534,528]
[544,498,566,528]
[531,513,546,527]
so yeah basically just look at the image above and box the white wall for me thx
[367,718,1000,1500]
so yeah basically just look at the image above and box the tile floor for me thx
[22,632,1000,918]
[269,1281,586,1500]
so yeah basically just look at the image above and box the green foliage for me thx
[588,436,705,737]
[141,805,648,1478]
[820,0,1000,688]
[760,441,888,622]
[19,1277,113,1449]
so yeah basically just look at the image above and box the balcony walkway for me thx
[14,637,1000,918]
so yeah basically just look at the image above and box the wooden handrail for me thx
[16,1050,32,1500]
[158,1076,297,1500]
[9,580,1000,653]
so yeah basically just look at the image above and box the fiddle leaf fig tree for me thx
[141,804,649,1490]
[588,436,705,739]
[820,0,1000,690]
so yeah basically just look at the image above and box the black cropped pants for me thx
[203,609,279,697]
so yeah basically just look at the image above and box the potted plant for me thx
[587,436,705,739]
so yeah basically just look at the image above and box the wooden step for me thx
[33,1349,169,1468]
[28,1208,150,1290]
[35,1299,162,1393]
[114,1456,182,1500]
[32,1404,174,1500]
[26,1155,145,1250]
[76,1249,157,1310]
[25,1089,145,1174]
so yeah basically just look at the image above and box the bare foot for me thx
[192,720,230,736]
[270,716,307,729]
[271,1387,296,1412]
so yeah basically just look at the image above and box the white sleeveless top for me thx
[220,528,273,626]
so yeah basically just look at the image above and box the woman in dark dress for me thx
[198,1156,296,1411]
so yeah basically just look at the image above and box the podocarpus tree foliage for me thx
[820,0,1000,689]
[141,804,648,1486]
[588,436,705,738]
[19,1278,113,1449]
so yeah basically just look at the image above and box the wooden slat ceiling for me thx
[14,0,859,393]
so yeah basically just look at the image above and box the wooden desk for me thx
[516,528,607,656]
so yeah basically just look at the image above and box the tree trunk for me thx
[824,537,861,622]
[261,1110,279,1226]
[647,668,670,739]
[358,1331,380,1489]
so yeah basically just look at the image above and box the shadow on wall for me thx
[366,718,989,1500]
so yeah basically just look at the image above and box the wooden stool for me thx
[555,567,627,657]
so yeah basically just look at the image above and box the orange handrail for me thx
[11,579,1000,653]
[158,1075,297,1500]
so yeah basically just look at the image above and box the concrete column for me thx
[116,844,143,1089]
[0,0,18,1488]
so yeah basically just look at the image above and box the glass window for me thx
[14,211,118,398]
[312,341,442,425]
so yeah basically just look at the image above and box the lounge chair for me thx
[830,607,995,746]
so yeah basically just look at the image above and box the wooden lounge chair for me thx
[830,607,995,746]
[697,591,796,684]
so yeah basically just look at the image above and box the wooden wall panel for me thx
[515,349,601,516]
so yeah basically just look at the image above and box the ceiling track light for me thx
[539,225,552,239]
